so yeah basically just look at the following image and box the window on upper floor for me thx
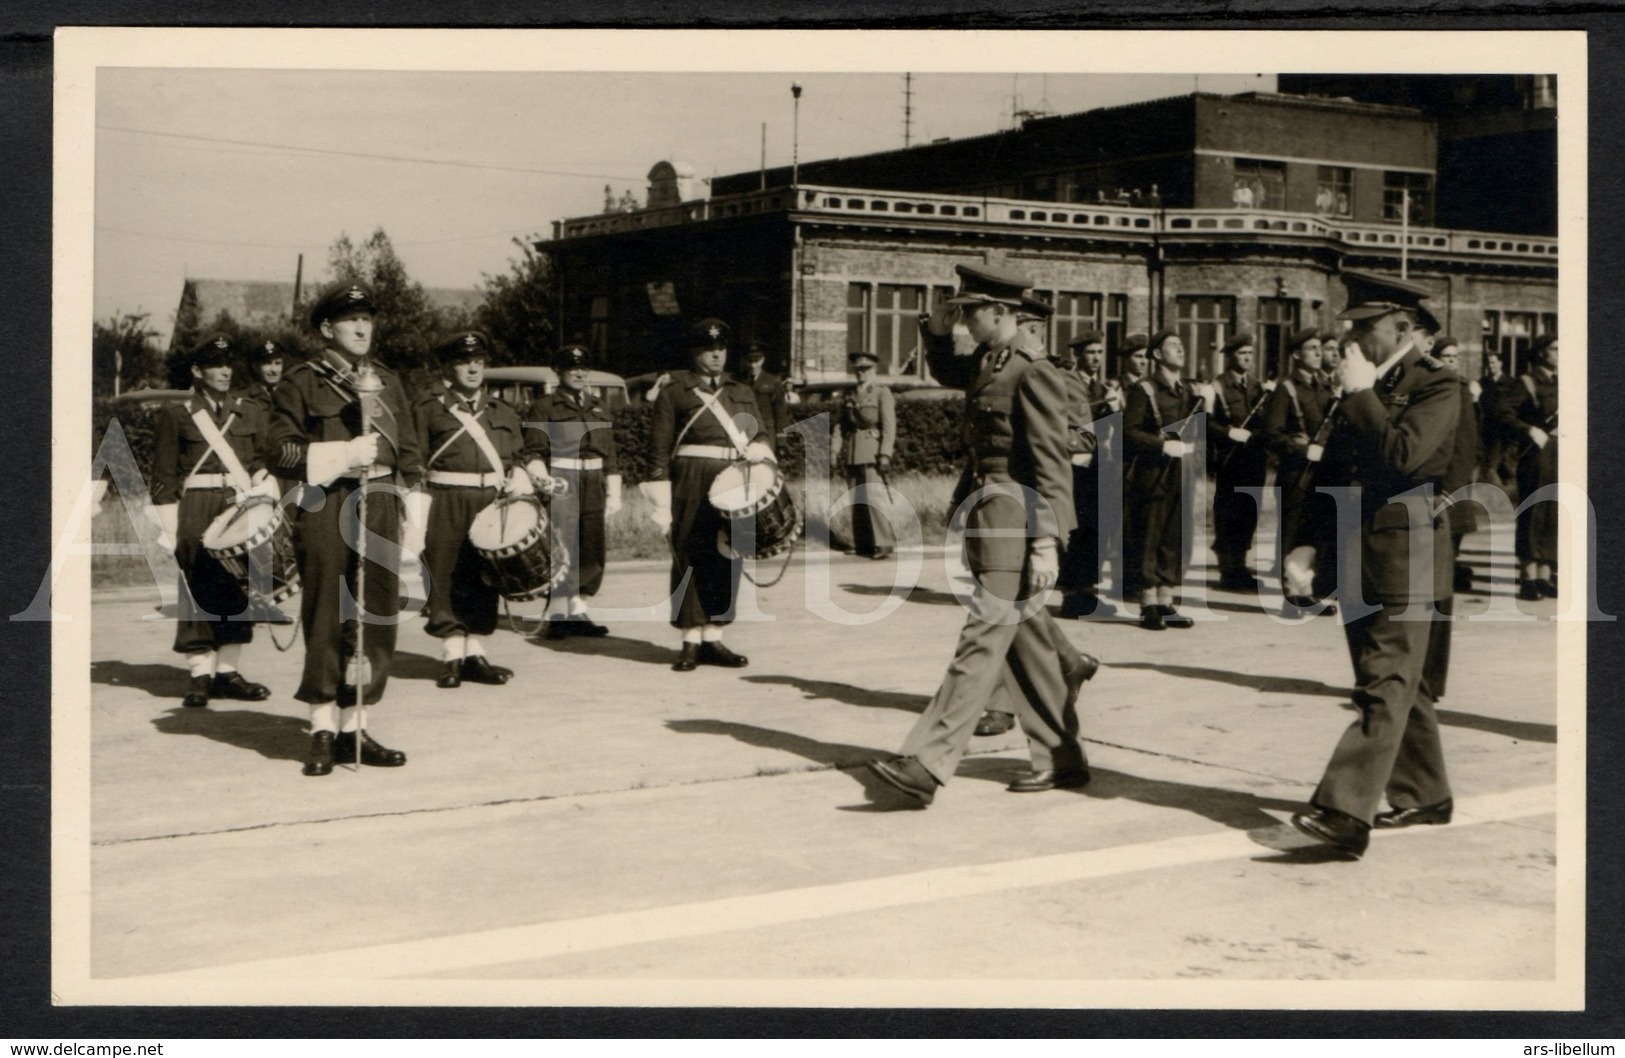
[1315,166,1353,218]
[1383,172,1433,225]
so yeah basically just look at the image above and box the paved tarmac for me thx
[77,526,1569,1006]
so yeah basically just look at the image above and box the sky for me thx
[94,68,1276,346]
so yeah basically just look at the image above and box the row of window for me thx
[1232,159,1434,224]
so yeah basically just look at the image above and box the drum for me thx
[200,494,299,620]
[709,460,802,560]
[468,494,570,602]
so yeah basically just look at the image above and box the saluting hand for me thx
[924,303,958,337]
[1339,339,1378,393]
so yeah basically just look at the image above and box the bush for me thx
[93,395,159,479]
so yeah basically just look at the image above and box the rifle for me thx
[1290,393,1344,496]
[1215,379,1272,472]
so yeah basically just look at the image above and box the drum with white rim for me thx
[467,493,569,602]
[200,494,299,620]
[708,459,802,560]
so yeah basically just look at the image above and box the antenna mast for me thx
[903,72,913,148]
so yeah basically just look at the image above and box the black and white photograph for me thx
[48,27,1586,1009]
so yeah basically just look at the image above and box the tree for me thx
[324,228,446,378]
[93,313,161,396]
[475,235,556,366]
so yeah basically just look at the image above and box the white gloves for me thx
[1070,452,1095,468]
[1529,426,1549,449]
[1192,381,1216,403]
[241,467,279,502]
[605,474,623,517]
[1162,439,1190,459]
[505,466,535,496]
[525,458,556,495]
[155,503,179,553]
[1340,347,1378,393]
[1227,427,1252,444]
[1469,379,1483,400]
[348,434,380,468]
[745,440,776,465]
[1306,443,1325,463]
[639,480,672,531]
[1283,545,1318,599]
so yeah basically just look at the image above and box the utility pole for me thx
[903,72,913,148]
[760,123,767,191]
[292,253,304,320]
[791,82,802,188]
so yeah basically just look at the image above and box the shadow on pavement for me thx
[91,660,190,699]
[389,650,447,682]
[840,583,960,606]
[740,674,928,715]
[1438,708,1556,744]
[151,707,311,762]
[1196,597,1275,617]
[664,718,910,808]
[1109,661,1348,699]
[529,633,676,667]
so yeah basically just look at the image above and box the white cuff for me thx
[156,503,179,539]
[403,489,432,530]
[306,441,353,487]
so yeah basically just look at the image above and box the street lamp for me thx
[791,82,802,188]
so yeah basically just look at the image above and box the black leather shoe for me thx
[974,710,1015,737]
[1374,798,1453,829]
[574,619,611,637]
[867,756,938,806]
[302,731,335,777]
[1518,582,1542,601]
[1290,808,1370,858]
[1162,607,1194,629]
[182,675,212,708]
[331,731,407,768]
[1064,652,1099,709]
[1059,592,1100,619]
[672,643,699,672]
[462,655,512,685]
[544,619,573,640]
[1218,570,1260,592]
[1538,578,1558,599]
[1454,565,1476,593]
[211,671,271,701]
[1006,766,1091,793]
[436,660,463,689]
[1140,605,1166,631]
[869,549,893,560]
[698,642,749,668]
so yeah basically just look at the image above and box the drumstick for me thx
[348,361,385,769]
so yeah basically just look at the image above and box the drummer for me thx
[412,331,528,689]
[521,344,622,639]
[151,333,279,709]
[641,318,772,672]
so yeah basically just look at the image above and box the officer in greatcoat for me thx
[832,350,897,559]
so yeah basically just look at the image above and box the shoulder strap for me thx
[1280,379,1304,427]
[695,386,753,455]
[1138,379,1162,430]
[448,404,506,475]
[189,408,252,492]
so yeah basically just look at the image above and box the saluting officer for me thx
[1291,271,1461,859]
[1497,333,1560,599]
[1122,330,1210,630]
[833,350,897,560]
[868,264,1093,806]
[1262,327,1337,615]
[1057,329,1121,619]
[522,344,623,637]
[152,333,279,709]
[412,331,525,688]
[265,281,423,777]
[641,318,771,672]
[1209,333,1270,592]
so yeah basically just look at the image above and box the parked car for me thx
[109,387,191,410]
[482,366,631,411]
[794,377,959,403]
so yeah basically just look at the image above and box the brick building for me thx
[539,88,1557,385]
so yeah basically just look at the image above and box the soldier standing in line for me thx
[832,350,897,560]
[265,281,422,777]
[412,331,526,689]
[152,333,279,709]
[1497,333,1560,599]
[1116,332,1150,391]
[1056,329,1121,619]
[1290,271,1461,858]
[1122,330,1211,630]
[523,344,623,637]
[641,318,771,672]
[868,265,1093,805]
[1261,327,1338,617]
[1208,334,1270,592]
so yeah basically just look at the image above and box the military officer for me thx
[1497,333,1559,599]
[1261,327,1339,616]
[1122,330,1210,630]
[151,333,278,709]
[265,281,423,777]
[1209,333,1270,592]
[740,340,791,447]
[641,318,771,671]
[867,264,1093,805]
[832,350,897,560]
[1057,329,1120,618]
[412,331,525,688]
[1319,333,1346,388]
[522,344,623,636]
[1433,337,1483,594]
[1291,271,1461,858]
[1116,333,1150,391]
[241,340,288,412]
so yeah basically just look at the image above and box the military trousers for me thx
[901,568,1086,786]
[843,464,895,554]
[173,486,256,655]
[552,467,607,599]
[1059,462,1101,591]
[1515,439,1559,564]
[422,483,502,640]
[1312,600,1454,824]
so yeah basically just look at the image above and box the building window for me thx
[1257,298,1300,380]
[1383,172,1433,225]
[1175,295,1237,378]
[1484,309,1556,375]
[1105,294,1128,360]
[845,283,871,357]
[1048,291,1101,352]
[1315,166,1352,217]
[589,296,610,357]
[873,284,925,375]
[1233,158,1286,210]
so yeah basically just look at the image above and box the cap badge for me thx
[463,334,478,347]
[212,337,228,349]
[707,325,722,340]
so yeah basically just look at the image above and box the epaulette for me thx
[1418,354,1445,371]
[1013,347,1042,363]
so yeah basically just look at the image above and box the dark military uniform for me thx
[1497,363,1559,567]
[522,383,620,605]
[1262,366,1337,559]
[1309,343,1459,827]
[153,388,269,655]
[415,386,524,641]
[1057,363,1116,603]
[834,367,897,556]
[743,363,790,448]
[265,348,424,706]
[648,370,768,629]
[896,317,1084,788]
[1209,365,1270,584]
[1122,372,1204,602]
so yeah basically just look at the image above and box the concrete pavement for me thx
[76,527,1568,1005]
